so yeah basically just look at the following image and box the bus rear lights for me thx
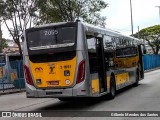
[65,79,71,85]
[24,65,34,86]
[36,79,42,85]
[76,60,85,84]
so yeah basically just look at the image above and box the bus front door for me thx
[96,36,107,93]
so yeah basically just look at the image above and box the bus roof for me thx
[82,22,142,44]
[26,22,74,30]
[26,21,143,44]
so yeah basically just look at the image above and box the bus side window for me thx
[103,35,115,68]
[87,35,98,73]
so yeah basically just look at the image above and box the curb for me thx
[144,67,160,73]
[0,89,26,95]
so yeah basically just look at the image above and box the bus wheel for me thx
[134,71,139,87]
[108,76,116,99]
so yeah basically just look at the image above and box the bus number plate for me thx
[47,81,59,85]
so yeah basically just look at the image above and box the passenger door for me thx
[96,36,107,93]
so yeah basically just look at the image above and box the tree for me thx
[0,0,38,57]
[36,0,108,27]
[1,38,8,49]
[0,22,8,52]
[133,25,160,55]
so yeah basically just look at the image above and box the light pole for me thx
[130,0,134,35]
[0,20,2,53]
[155,6,160,20]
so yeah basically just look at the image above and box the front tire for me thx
[108,76,116,99]
[134,70,139,87]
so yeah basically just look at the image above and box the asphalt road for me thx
[1,69,160,120]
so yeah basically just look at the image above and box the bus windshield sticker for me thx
[35,67,43,73]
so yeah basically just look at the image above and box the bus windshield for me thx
[27,27,76,50]
[0,55,6,66]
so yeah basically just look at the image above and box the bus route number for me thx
[60,65,71,69]
[44,30,58,36]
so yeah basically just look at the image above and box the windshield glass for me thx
[27,27,76,50]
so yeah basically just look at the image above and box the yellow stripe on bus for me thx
[92,79,99,94]
[115,72,129,85]
[92,76,110,94]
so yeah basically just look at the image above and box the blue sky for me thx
[1,0,160,39]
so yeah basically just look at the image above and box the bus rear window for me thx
[116,47,137,57]
[27,27,76,50]
[29,51,76,63]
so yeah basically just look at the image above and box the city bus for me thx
[23,21,145,100]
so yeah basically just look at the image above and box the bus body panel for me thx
[24,22,92,97]
[29,56,77,88]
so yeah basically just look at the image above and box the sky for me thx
[102,0,160,35]
[1,0,160,39]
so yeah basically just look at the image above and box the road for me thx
[1,69,160,120]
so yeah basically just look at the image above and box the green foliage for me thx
[1,38,8,48]
[36,0,108,27]
[133,25,160,54]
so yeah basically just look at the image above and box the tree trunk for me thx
[155,46,159,55]
[17,40,23,60]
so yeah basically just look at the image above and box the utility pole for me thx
[138,26,140,39]
[155,6,160,20]
[130,0,134,35]
[0,21,2,53]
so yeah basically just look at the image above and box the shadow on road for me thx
[35,83,148,111]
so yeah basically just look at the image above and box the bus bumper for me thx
[26,82,89,98]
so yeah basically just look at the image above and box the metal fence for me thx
[143,54,160,71]
[0,60,25,94]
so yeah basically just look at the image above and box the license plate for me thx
[47,81,59,85]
